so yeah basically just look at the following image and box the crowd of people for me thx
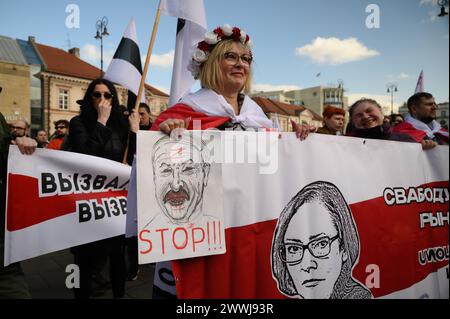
[0,23,448,299]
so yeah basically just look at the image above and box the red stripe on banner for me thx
[7,174,128,231]
[351,181,449,298]
[173,219,287,299]
[173,181,449,299]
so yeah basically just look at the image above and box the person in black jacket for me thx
[67,78,139,299]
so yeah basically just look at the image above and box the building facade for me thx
[0,36,30,125]
[16,37,45,133]
[252,97,322,131]
[437,103,449,128]
[35,41,169,136]
[0,35,169,136]
[251,85,349,116]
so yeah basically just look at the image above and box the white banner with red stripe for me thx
[155,132,449,299]
[4,146,131,266]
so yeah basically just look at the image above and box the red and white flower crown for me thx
[188,24,252,79]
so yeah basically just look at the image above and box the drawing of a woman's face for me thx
[283,201,347,299]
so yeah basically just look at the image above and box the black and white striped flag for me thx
[159,0,207,107]
[104,19,145,112]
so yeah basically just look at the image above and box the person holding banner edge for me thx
[148,24,315,299]
[1,109,36,298]
[66,78,139,299]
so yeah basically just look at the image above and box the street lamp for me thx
[95,17,110,75]
[386,83,398,115]
[438,0,449,17]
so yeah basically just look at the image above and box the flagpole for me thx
[134,7,162,112]
[123,5,162,164]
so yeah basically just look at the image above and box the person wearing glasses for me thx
[67,78,139,299]
[149,24,315,300]
[47,120,69,150]
[10,120,29,139]
[151,24,314,139]
[271,181,372,299]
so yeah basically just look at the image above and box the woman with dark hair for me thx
[67,78,139,299]
[68,78,135,159]
[271,181,372,299]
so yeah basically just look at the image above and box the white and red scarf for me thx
[404,114,449,140]
[180,89,273,129]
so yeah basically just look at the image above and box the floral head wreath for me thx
[188,24,252,79]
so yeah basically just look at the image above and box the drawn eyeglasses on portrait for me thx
[280,235,339,265]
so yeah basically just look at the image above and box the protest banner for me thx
[161,132,449,299]
[4,146,131,266]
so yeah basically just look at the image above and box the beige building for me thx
[436,102,449,128]
[252,97,322,131]
[0,36,30,124]
[144,84,170,123]
[251,85,349,116]
[35,41,169,136]
[0,35,169,136]
[250,90,293,104]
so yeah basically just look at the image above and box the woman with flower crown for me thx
[151,24,314,139]
[150,24,314,300]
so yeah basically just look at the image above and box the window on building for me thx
[59,89,69,110]
[441,111,447,118]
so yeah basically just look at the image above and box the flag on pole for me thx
[159,0,208,107]
[273,113,280,130]
[414,70,424,94]
[104,19,145,112]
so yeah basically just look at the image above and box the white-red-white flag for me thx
[414,70,424,94]
[5,147,131,266]
[159,0,207,107]
[168,134,449,299]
